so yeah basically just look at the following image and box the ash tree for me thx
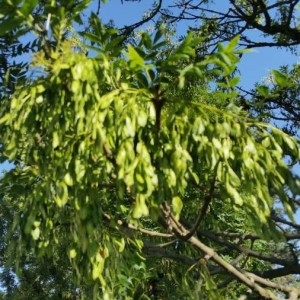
[0,0,300,299]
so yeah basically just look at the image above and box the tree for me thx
[0,1,300,299]
[114,0,300,135]
[121,0,300,49]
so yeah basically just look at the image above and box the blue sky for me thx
[98,0,298,89]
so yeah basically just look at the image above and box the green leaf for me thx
[126,45,145,70]
[172,196,183,220]
[132,194,149,218]
[92,257,104,280]
[114,238,125,252]
[282,134,299,158]
[272,70,290,87]
[224,35,240,52]
[257,85,270,97]
[69,249,77,258]
[227,76,240,87]
[0,113,11,124]
[0,17,24,36]
[52,131,60,149]
[18,0,38,17]
[31,227,40,240]
[153,24,164,44]
[54,182,69,207]
[136,72,149,87]
[75,159,86,182]
[82,32,102,44]
[64,173,74,186]
[141,32,152,49]
[225,180,243,206]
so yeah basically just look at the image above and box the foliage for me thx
[253,64,300,136]
[123,0,300,50]
[0,1,300,299]
[121,0,300,136]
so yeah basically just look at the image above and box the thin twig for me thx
[181,163,219,241]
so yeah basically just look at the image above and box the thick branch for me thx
[257,265,300,280]
[272,215,300,230]
[161,203,300,299]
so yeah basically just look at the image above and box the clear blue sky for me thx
[98,0,298,89]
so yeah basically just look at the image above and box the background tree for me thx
[111,0,300,135]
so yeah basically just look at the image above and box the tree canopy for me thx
[0,1,300,299]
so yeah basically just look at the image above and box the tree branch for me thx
[142,243,197,266]
[160,203,300,299]
[182,165,218,241]
[200,230,298,266]
[120,0,162,35]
